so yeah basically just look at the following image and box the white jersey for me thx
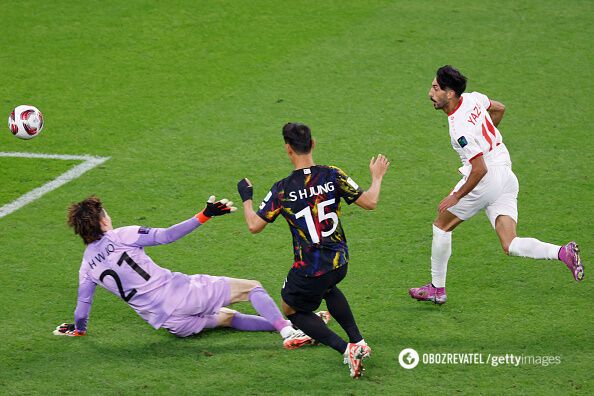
[448,92,512,176]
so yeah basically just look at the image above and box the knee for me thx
[218,308,237,327]
[248,280,263,291]
[241,280,263,297]
[433,220,449,233]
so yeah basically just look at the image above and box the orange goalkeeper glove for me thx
[196,195,237,223]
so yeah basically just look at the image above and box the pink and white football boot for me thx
[409,283,447,305]
[559,241,584,281]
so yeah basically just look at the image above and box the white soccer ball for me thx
[8,105,44,140]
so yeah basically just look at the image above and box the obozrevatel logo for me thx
[399,348,420,369]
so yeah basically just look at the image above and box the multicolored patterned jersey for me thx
[257,165,364,277]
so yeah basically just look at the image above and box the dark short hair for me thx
[67,196,105,244]
[436,65,467,97]
[282,123,313,154]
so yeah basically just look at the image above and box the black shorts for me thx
[281,265,348,312]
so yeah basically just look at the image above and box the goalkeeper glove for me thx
[237,178,253,202]
[53,323,86,337]
[196,196,237,223]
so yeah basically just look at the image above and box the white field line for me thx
[0,152,110,219]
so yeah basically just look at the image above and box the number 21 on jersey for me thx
[99,252,151,302]
[295,198,338,244]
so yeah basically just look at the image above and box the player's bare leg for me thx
[225,278,311,344]
[434,209,465,232]
[494,215,517,253]
[409,210,463,304]
[496,215,584,281]
[226,278,263,303]
[214,307,237,327]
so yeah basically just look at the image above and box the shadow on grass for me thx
[78,327,293,362]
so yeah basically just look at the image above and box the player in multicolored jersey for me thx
[237,122,390,378]
[53,195,315,349]
[409,65,584,304]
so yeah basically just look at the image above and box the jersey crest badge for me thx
[457,136,468,148]
[138,227,150,234]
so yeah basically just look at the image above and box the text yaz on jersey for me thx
[467,104,482,125]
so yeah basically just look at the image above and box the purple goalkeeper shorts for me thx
[161,274,231,337]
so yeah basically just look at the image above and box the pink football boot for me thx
[559,242,584,281]
[409,283,447,304]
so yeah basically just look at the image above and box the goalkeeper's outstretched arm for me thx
[134,196,237,246]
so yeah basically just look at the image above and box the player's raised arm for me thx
[354,154,390,210]
[237,178,268,234]
[488,99,506,127]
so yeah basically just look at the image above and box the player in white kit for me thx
[409,66,584,304]
[54,195,316,349]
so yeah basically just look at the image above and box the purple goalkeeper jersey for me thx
[74,217,202,332]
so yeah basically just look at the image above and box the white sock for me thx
[508,237,560,260]
[431,224,452,288]
[280,326,294,339]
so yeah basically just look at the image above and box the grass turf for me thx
[0,1,592,394]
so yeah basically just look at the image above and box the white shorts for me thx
[448,165,519,228]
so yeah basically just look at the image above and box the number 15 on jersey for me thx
[294,198,338,244]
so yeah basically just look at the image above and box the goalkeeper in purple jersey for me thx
[238,123,390,378]
[54,195,313,348]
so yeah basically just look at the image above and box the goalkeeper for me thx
[54,195,312,348]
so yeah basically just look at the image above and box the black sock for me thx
[324,287,363,343]
[287,311,347,354]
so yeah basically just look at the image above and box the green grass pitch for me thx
[1,1,592,394]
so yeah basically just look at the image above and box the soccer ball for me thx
[8,105,44,140]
